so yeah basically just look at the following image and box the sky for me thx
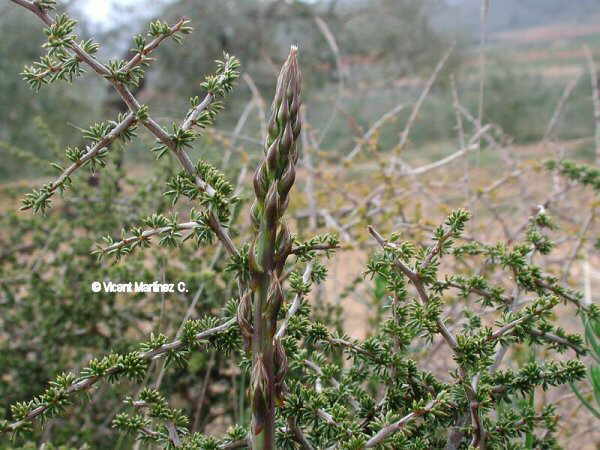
[79,0,157,28]
[78,0,466,28]
[82,0,111,23]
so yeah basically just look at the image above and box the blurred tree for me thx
[450,0,600,34]
[149,0,452,106]
[0,5,99,181]
[340,0,449,75]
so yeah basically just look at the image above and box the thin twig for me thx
[287,416,314,450]
[5,318,237,432]
[343,103,406,164]
[405,126,490,176]
[38,113,137,199]
[477,1,490,145]
[562,209,596,282]
[314,15,345,146]
[584,45,600,164]
[11,0,239,258]
[396,44,455,155]
[543,71,583,141]
[275,263,313,340]
[122,18,188,73]
[242,73,268,143]
[365,394,445,447]
[368,225,488,446]
[99,221,201,254]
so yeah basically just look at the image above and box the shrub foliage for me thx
[1,1,599,449]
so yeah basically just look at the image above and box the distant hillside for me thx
[438,0,600,39]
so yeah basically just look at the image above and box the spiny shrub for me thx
[2,1,598,449]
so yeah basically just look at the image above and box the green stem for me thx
[251,275,276,449]
[524,349,536,449]
[570,381,600,419]
[247,46,301,450]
